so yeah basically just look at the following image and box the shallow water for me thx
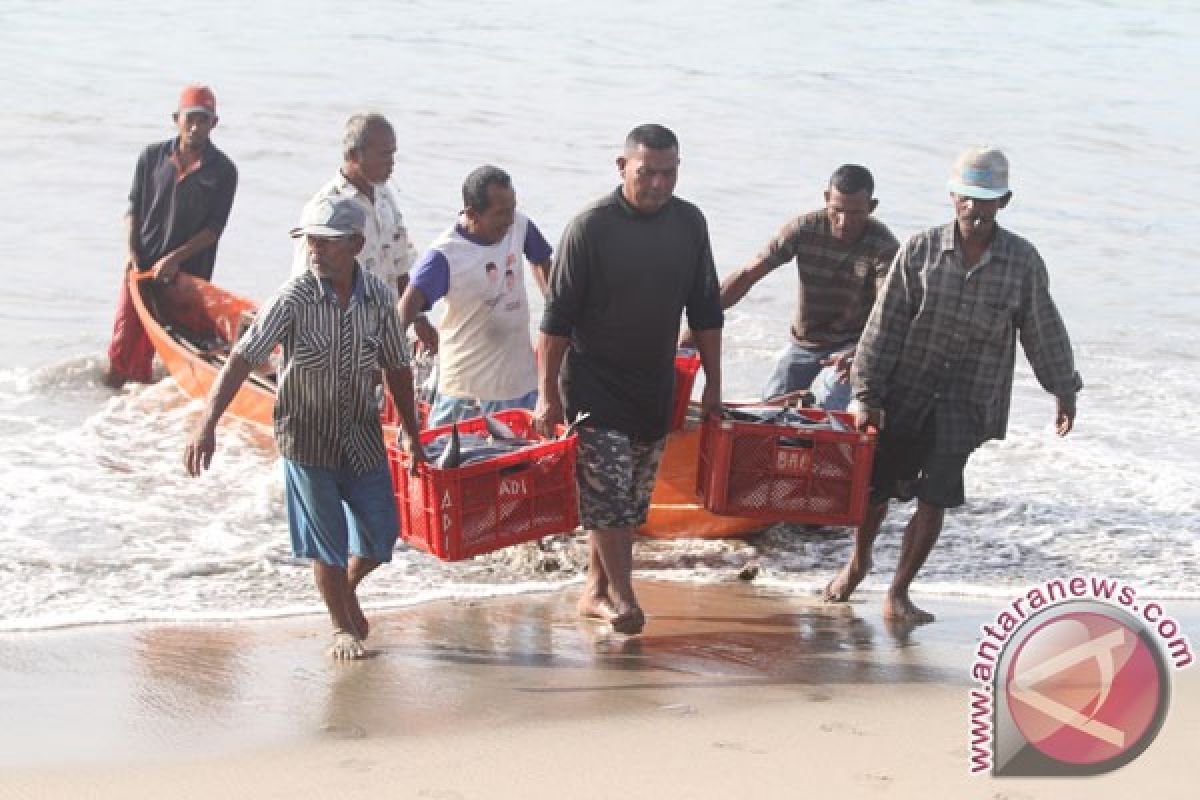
[1,0,1198,629]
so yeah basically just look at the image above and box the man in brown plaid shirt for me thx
[688,165,898,408]
[826,146,1082,623]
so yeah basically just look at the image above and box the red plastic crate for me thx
[387,409,579,561]
[670,349,702,431]
[696,409,877,526]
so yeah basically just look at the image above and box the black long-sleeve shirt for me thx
[541,188,723,440]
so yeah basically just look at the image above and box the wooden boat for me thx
[128,269,275,427]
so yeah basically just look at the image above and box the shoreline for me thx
[2,581,1196,798]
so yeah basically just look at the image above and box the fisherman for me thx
[826,146,1082,622]
[686,165,897,409]
[292,112,437,351]
[398,165,553,426]
[102,84,238,388]
[536,124,724,635]
[184,196,425,660]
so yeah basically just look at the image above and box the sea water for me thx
[1,0,1197,630]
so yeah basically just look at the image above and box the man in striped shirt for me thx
[826,147,1082,623]
[700,165,898,408]
[184,197,425,659]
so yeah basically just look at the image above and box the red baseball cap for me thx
[177,84,217,117]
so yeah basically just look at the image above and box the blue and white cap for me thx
[946,146,1010,200]
[289,197,367,238]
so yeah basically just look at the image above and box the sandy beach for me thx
[1,580,1194,799]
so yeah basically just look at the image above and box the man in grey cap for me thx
[185,196,425,660]
[823,146,1082,624]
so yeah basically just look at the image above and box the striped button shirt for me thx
[758,210,899,348]
[235,266,409,474]
[851,223,1082,454]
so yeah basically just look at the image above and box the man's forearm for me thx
[397,286,428,332]
[124,214,141,266]
[532,260,551,299]
[384,365,422,437]
[718,257,773,310]
[199,353,254,433]
[693,328,722,396]
[537,333,569,401]
[163,228,219,267]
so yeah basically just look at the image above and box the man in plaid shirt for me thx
[825,147,1082,623]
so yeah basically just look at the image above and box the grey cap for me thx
[289,197,367,238]
[946,146,1011,200]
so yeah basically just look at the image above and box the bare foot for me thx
[610,606,646,635]
[823,558,872,603]
[329,630,366,660]
[578,593,618,622]
[882,592,935,624]
[346,592,369,640]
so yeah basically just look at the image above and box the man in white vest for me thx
[398,165,553,424]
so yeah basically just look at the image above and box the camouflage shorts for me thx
[575,426,666,530]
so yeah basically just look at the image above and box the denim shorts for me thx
[428,389,538,427]
[283,459,399,567]
[762,340,852,410]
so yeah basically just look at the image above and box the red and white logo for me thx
[991,601,1170,776]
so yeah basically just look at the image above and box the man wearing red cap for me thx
[102,84,239,388]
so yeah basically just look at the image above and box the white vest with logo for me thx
[434,212,537,402]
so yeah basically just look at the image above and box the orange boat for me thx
[128,269,275,427]
[638,422,765,540]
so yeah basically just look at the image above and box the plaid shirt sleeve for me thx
[1018,249,1083,398]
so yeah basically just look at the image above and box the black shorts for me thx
[869,416,969,509]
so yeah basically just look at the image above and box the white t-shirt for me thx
[421,213,539,401]
[291,172,417,288]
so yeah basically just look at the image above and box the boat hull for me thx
[128,270,275,428]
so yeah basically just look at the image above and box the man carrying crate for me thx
[536,124,724,635]
[397,165,554,426]
[184,197,425,659]
[685,165,899,409]
[826,146,1082,623]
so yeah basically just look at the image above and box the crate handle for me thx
[777,436,815,449]
[499,463,532,477]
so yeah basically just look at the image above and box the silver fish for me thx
[435,423,462,469]
[560,411,591,440]
[483,413,521,442]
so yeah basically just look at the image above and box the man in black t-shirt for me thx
[536,124,723,635]
[103,84,238,388]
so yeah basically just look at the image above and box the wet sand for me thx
[1,581,1195,798]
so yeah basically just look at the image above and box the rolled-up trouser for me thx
[106,274,155,383]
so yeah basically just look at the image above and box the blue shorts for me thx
[283,459,399,567]
[428,388,538,427]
